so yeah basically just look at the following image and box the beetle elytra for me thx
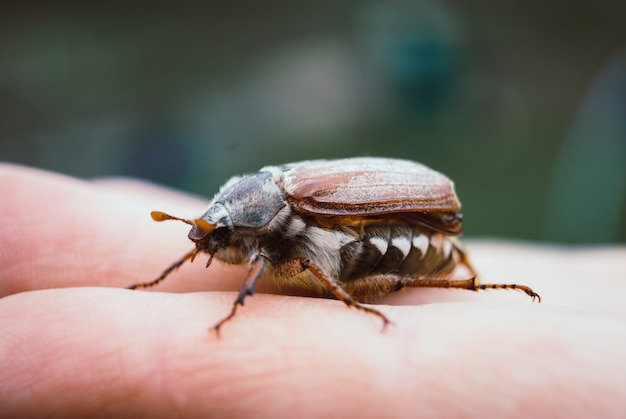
[128,157,540,334]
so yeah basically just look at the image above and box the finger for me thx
[1,287,625,417]
[0,164,246,295]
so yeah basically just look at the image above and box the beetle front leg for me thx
[128,248,199,290]
[210,253,267,337]
[300,259,393,331]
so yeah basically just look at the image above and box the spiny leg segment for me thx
[476,281,541,302]
[128,210,216,290]
[454,247,541,301]
[395,277,541,302]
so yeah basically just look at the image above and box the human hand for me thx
[1,163,625,417]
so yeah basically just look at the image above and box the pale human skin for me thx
[1,163,625,418]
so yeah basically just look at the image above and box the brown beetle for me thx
[129,157,540,334]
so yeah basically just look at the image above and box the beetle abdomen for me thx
[261,207,459,294]
[339,223,457,282]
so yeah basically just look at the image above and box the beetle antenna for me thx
[151,211,215,232]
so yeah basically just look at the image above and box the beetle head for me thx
[188,203,233,254]
[151,171,286,259]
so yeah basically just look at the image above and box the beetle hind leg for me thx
[455,245,541,301]
[300,259,393,331]
[341,273,541,302]
[393,276,541,301]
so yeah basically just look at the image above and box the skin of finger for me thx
[0,164,247,295]
[1,288,625,418]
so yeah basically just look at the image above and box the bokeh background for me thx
[1,1,624,243]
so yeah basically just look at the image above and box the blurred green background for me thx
[1,1,624,243]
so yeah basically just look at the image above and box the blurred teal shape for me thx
[543,50,626,243]
[359,0,463,114]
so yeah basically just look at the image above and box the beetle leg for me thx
[455,245,541,302]
[300,259,393,331]
[389,276,541,302]
[210,253,267,337]
[128,248,199,290]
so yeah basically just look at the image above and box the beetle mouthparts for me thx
[150,210,216,233]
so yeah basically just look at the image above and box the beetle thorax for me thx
[190,171,289,265]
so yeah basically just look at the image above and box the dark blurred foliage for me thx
[1,1,624,243]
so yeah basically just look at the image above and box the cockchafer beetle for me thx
[128,157,540,334]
